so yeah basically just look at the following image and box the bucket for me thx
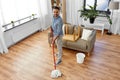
[76,53,85,63]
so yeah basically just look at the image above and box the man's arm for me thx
[52,19,63,45]
[50,26,54,46]
[51,18,63,46]
[50,26,58,46]
[52,36,58,45]
[51,24,60,45]
[50,26,53,37]
[50,26,53,33]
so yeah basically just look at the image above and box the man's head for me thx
[52,6,60,18]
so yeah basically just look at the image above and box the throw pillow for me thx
[81,29,93,40]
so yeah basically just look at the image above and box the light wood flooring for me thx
[0,30,120,80]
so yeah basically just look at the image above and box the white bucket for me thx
[76,53,85,64]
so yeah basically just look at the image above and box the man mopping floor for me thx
[50,6,63,65]
[50,6,63,78]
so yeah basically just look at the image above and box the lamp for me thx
[107,1,119,35]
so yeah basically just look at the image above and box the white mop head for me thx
[51,70,62,78]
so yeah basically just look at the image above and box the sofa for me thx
[48,24,96,56]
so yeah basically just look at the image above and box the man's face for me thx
[53,9,59,18]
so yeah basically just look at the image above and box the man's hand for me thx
[50,32,53,38]
[51,36,58,46]
[51,38,55,46]
[50,26,53,37]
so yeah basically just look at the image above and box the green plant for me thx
[11,21,14,23]
[78,5,112,24]
[78,5,99,21]
[54,0,56,3]
[11,21,14,26]
[32,14,35,16]
[105,13,112,25]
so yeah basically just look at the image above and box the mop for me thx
[50,44,62,78]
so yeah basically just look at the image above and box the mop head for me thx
[51,70,62,78]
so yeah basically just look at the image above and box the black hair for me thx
[52,6,60,10]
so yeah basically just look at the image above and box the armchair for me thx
[48,24,96,56]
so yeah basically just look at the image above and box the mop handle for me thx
[52,44,56,70]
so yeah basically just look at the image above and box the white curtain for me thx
[111,11,120,35]
[0,24,8,54]
[66,0,83,25]
[37,0,52,30]
[111,1,120,35]
[0,0,8,54]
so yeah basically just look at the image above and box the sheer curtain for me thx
[111,0,120,35]
[0,0,52,54]
[0,0,8,54]
[0,24,8,54]
[66,0,83,25]
[37,0,52,30]
[111,10,120,35]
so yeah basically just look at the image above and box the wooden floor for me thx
[0,30,120,80]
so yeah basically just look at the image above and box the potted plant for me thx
[78,5,112,25]
[54,0,57,6]
[11,21,14,26]
[78,5,99,23]
[32,14,34,19]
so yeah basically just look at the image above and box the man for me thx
[50,6,63,65]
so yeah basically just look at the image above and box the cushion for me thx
[66,39,87,50]
[81,29,93,40]
[63,34,79,41]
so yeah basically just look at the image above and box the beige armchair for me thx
[63,24,81,41]
[48,24,96,56]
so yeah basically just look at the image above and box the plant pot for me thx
[89,18,95,24]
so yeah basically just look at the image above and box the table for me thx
[84,23,105,35]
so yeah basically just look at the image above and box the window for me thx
[0,0,39,25]
[84,0,111,13]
